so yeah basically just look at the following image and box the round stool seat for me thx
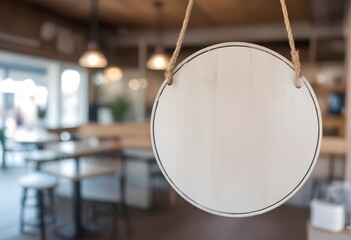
[20,173,57,190]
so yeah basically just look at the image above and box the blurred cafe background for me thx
[0,0,351,239]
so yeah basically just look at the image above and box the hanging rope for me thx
[165,0,302,88]
[280,0,302,88]
[164,0,195,85]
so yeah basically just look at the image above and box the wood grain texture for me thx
[151,42,322,217]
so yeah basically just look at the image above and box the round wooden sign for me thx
[151,42,322,217]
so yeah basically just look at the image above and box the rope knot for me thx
[290,49,302,88]
[165,69,173,85]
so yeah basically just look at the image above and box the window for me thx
[60,69,82,126]
[0,51,88,129]
[0,65,47,128]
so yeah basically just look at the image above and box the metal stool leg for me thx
[20,188,28,232]
[121,203,131,237]
[48,189,56,223]
[37,191,46,240]
[111,204,118,240]
[152,176,158,207]
[92,202,97,223]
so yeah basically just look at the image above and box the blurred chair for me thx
[82,172,131,240]
[0,128,28,168]
[24,149,62,170]
[122,148,168,208]
[149,160,168,207]
[19,172,58,240]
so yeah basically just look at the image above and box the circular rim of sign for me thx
[150,42,322,217]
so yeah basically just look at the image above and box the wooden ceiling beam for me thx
[192,1,218,26]
[109,21,344,47]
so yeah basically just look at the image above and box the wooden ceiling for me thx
[22,0,313,29]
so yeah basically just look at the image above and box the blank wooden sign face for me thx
[151,42,322,217]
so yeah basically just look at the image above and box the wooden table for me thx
[82,126,177,208]
[46,140,121,158]
[78,125,179,208]
[2,129,60,168]
[43,157,120,181]
[120,137,152,150]
[77,123,150,140]
[44,140,121,239]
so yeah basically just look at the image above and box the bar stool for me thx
[19,173,58,240]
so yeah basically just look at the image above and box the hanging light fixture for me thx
[147,51,169,70]
[147,0,170,70]
[79,0,108,68]
[103,38,123,81]
[103,65,123,81]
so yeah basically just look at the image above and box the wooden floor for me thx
[0,168,309,240]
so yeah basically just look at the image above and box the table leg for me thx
[72,157,82,234]
[73,180,82,234]
[38,191,46,240]
[55,158,98,239]
[74,157,80,174]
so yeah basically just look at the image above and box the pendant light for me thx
[79,0,108,68]
[103,65,123,81]
[103,42,123,81]
[147,0,170,70]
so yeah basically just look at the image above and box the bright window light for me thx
[35,86,48,106]
[0,78,37,95]
[61,69,81,94]
[0,78,16,93]
[23,79,36,93]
